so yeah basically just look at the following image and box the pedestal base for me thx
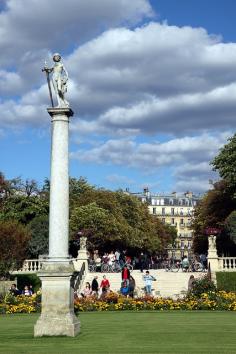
[34,313,80,337]
[34,262,80,337]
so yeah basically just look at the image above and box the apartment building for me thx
[130,189,201,258]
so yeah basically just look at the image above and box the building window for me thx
[181,241,184,249]
[180,218,184,225]
[160,199,164,205]
[153,208,156,215]
[171,208,175,216]
[171,218,175,225]
[161,218,165,224]
[180,208,184,216]
[162,208,165,216]
[170,199,173,205]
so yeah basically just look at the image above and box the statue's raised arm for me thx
[42,53,69,108]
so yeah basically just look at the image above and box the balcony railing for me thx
[219,257,236,271]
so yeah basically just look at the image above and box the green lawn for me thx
[0,312,235,354]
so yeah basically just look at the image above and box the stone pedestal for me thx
[34,262,80,337]
[34,107,80,337]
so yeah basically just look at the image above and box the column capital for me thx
[47,107,74,118]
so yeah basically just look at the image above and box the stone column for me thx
[34,108,80,337]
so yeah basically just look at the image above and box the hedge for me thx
[16,274,41,293]
[216,272,236,292]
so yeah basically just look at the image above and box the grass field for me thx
[0,312,235,354]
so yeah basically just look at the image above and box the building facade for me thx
[129,189,201,259]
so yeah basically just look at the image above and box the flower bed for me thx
[74,291,236,312]
[0,290,235,314]
[0,293,41,314]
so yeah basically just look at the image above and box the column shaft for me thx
[48,108,73,260]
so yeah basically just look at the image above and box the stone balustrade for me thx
[219,257,236,271]
[12,258,84,274]
[22,259,44,273]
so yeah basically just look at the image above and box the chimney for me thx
[143,187,150,197]
[185,191,193,198]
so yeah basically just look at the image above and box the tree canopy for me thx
[211,133,236,197]
[70,186,176,254]
[0,172,176,272]
[0,220,30,278]
[192,133,236,256]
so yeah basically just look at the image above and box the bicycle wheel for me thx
[101,264,109,272]
[194,262,204,272]
[171,263,180,272]
[113,263,121,273]
[88,264,96,272]
[126,264,133,272]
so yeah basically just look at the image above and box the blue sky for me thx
[0,0,236,193]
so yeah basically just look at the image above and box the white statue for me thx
[208,235,216,251]
[80,236,87,250]
[43,53,69,108]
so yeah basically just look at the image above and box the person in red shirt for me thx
[100,275,110,294]
[121,265,130,286]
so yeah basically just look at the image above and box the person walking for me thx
[143,270,156,295]
[91,276,99,296]
[100,275,110,295]
[121,264,130,286]
[129,275,136,298]
[140,253,145,272]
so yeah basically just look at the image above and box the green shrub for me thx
[190,275,216,297]
[16,274,41,293]
[216,272,236,292]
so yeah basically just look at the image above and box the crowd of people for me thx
[8,251,206,300]
[9,284,34,296]
[79,266,157,299]
[88,249,208,272]
[89,249,166,272]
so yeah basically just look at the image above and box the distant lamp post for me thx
[205,227,220,236]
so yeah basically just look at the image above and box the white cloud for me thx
[0,0,153,66]
[0,2,235,194]
[71,132,229,193]
[72,133,228,167]
[64,22,236,136]
[1,20,236,135]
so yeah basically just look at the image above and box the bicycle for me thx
[164,260,181,272]
[88,262,101,272]
[190,260,205,272]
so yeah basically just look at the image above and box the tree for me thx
[0,220,30,278]
[27,215,49,258]
[69,184,175,254]
[192,180,236,255]
[0,195,49,224]
[212,133,236,196]
[225,211,236,244]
